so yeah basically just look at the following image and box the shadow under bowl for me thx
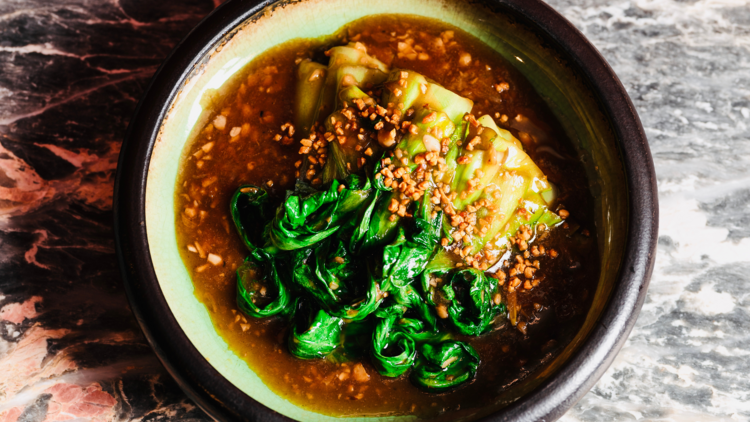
[114,0,658,420]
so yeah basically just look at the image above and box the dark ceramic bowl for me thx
[114,0,658,420]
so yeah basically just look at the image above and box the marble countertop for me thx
[0,0,748,420]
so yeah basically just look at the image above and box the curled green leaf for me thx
[269,175,371,251]
[392,284,437,333]
[379,212,441,291]
[410,341,480,392]
[420,249,454,307]
[236,253,291,318]
[371,304,417,377]
[292,237,384,321]
[443,268,500,336]
[230,185,273,256]
[347,189,381,255]
[288,298,343,359]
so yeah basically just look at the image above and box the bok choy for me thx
[229,56,565,393]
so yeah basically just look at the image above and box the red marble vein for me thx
[0,140,120,219]
[0,408,22,422]
[43,383,117,421]
[0,143,49,217]
[0,383,117,422]
[0,325,75,402]
[0,296,42,324]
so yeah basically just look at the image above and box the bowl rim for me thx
[113,0,658,420]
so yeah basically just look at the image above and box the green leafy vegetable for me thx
[320,88,380,184]
[230,185,274,256]
[268,176,371,251]
[295,60,327,136]
[440,114,561,258]
[410,341,480,392]
[315,43,388,124]
[371,304,418,377]
[236,253,292,318]
[392,283,438,333]
[359,193,401,250]
[228,60,566,394]
[420,249,455,307]
[442,268,504,336]
[291,236,384,321]
[378,196,442,292]
[361,108,457,250]
[382,70,473,124]
[288,298,343,359]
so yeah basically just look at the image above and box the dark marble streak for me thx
[0,1,214,420]
[700,189,750,243]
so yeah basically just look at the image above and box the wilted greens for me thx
[230,43,560,392]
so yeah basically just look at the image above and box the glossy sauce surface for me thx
[174,15,599,419]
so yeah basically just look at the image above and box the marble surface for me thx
[0,0,747,421]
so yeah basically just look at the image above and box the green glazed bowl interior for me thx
[143,0,628,420]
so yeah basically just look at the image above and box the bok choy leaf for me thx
[236,253,292,318]
[442,268,504,336]
[231,59,569,394]
[410,341,480,392]
[288,298,343,359]
[268,175,371,251]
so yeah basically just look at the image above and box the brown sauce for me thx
[174,14,598,419]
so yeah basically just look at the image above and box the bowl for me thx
[113,0,658,420]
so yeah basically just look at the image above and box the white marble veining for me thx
[549,0,750,420]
